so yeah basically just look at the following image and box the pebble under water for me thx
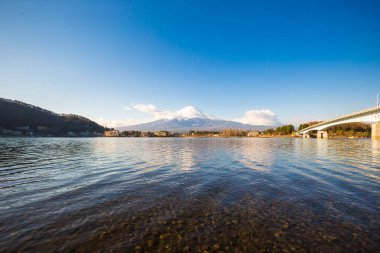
[0,137,379,252]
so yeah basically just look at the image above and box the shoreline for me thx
[0,135,372,139]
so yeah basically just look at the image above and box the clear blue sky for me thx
[1,0,380,127]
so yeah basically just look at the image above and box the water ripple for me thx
[0,137,379,252]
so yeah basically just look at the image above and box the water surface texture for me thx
[0,138,379,252]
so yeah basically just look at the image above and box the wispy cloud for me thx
[96,118,144,128]
[234,109,281,126]
[132,103,175,119]
[96,103,175,128]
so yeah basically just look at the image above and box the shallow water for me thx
[0,137,379,252]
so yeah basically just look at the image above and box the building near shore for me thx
[154,131,169,137]
[247,131,259,137]
[104,130,120,137]
[67,131,76,137]
[1,128,23,136]
[140,131,152,137]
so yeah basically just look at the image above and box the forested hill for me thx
[0,98,105,136]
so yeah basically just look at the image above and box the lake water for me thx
[0,137,379,252]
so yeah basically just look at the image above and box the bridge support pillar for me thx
[317,131,328,139]
[372,122,380,140]
[303,133,310,138]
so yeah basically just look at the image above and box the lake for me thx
[0,137,379,252]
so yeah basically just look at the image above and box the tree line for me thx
[262,125,295,135]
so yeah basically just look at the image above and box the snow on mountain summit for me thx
[173,106,212,120]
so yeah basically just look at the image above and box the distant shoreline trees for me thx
[262,125,295,136]
[298,121,321,131]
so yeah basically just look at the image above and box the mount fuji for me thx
[117,106,271,132]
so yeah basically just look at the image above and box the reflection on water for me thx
[373,140,380,157]
[0,137,379,252]
[235,138,274,172]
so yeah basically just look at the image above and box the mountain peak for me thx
[173,106,212,120]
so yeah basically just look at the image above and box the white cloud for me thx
[96,118,145,128]
[132,103,175,119]
[234,109,281,126]
[96,103,173,128]
[133,104,157,113]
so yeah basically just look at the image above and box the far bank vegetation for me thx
[298,122,371,138]
[105,122,372,138]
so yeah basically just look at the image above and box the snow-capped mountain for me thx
[170,106,212,120]
[117,106,270,132]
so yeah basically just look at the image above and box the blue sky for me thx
[1,0,380,127]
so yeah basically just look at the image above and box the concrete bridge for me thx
[297,106,380,140]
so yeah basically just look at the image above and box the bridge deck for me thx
[298,106,380,134]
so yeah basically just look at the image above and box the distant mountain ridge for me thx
[0,98,105,135]
[118,106,270,132]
